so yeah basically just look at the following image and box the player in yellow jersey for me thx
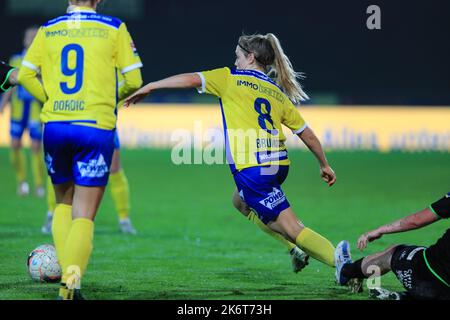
[18,0,143,299]
[43,136,138,235]
[125,33,338,272]
[0,27,45,197]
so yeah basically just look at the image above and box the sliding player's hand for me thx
[320,165,336,187]
[123,85,151,107]
[357,229,383,251]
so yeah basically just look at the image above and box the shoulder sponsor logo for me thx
[259,188,286,210]
[77,154,109,178]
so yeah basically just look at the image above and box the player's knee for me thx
[231,194,250,216]
[11,139,21,149]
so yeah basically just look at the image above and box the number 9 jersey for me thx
[20,8,143,130]
[196,67,307,173]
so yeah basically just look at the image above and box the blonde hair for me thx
[238,33,309,104]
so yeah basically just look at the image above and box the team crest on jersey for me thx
[130,41,138,56]
[77,154,109,178]
[259,188,286,210]
[45,153,55,174]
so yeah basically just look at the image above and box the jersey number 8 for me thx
[60,44,84,95]
[254,97,278,135]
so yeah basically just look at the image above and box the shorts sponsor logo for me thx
[77,154,108,178]
[396,269,413,289]
[259,188,286,210]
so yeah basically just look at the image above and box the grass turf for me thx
[0,148,448,300]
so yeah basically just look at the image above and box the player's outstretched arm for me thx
[357,207,439,250]
[297,127,336,187]
[123,73,202,107]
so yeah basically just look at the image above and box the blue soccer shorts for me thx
[43,122,115,186]
[233,165,291,224]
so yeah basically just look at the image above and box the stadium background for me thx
[0,0,449,300]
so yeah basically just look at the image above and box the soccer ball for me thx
[27,244,61,283]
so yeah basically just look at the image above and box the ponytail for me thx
[265,33,309,103]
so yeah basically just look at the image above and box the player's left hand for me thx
[357,229,383,250]
[320,165,336,187]
[123,85,152,107]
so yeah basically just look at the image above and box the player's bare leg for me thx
[269,207,335,267]
[232,189,309,272]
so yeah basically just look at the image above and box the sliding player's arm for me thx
[358,207,442,251]
[17,28,47,103]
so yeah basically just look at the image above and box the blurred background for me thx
[1,0,449,105]
[0,0,449,151]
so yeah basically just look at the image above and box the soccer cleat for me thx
[348,278,364,293]
[290,246,310,273]
[369,287,402,300]
[41,212,53,234]
[57,285,74,300]
[119,218,137,235]
[334,240,352,285]
[17,181,30,196]
[35,186,45,198]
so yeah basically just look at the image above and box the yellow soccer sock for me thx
[61,218,94,287]
[248,211,296,251]
[109,169,131,220]
[10,149,27,183]
[295,227,335,267]
[51,204,72,267]
[47,177,56,213]
[31,151,45,188]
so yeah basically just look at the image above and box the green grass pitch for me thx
[0,148,448,300]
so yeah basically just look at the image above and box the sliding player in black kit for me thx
[335,193,450,300]
[0,60,17,92]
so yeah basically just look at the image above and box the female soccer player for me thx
[0,27,45,197]
[18,0,143,299]
[43,139,138,235]
[125,33,337,268]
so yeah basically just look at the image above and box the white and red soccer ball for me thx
[27,244,61,283]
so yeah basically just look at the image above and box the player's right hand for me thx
[357,229,383,250]
[123,85,152,107]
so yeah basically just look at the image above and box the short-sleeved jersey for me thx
[197,67,307,173]
[22,6,143,130]
[9,53,41,122]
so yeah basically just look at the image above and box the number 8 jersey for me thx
[21,7,142,130]
[197,67,307,173]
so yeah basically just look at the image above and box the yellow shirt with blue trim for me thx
[197,67,307,172]
[21,7,143,130]
[9,53,41,122]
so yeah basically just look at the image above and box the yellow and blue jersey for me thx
[21,6,143,130]
[9,53,42,139]
[197,67,307,173]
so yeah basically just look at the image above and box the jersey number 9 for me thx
[60,44,84,95]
